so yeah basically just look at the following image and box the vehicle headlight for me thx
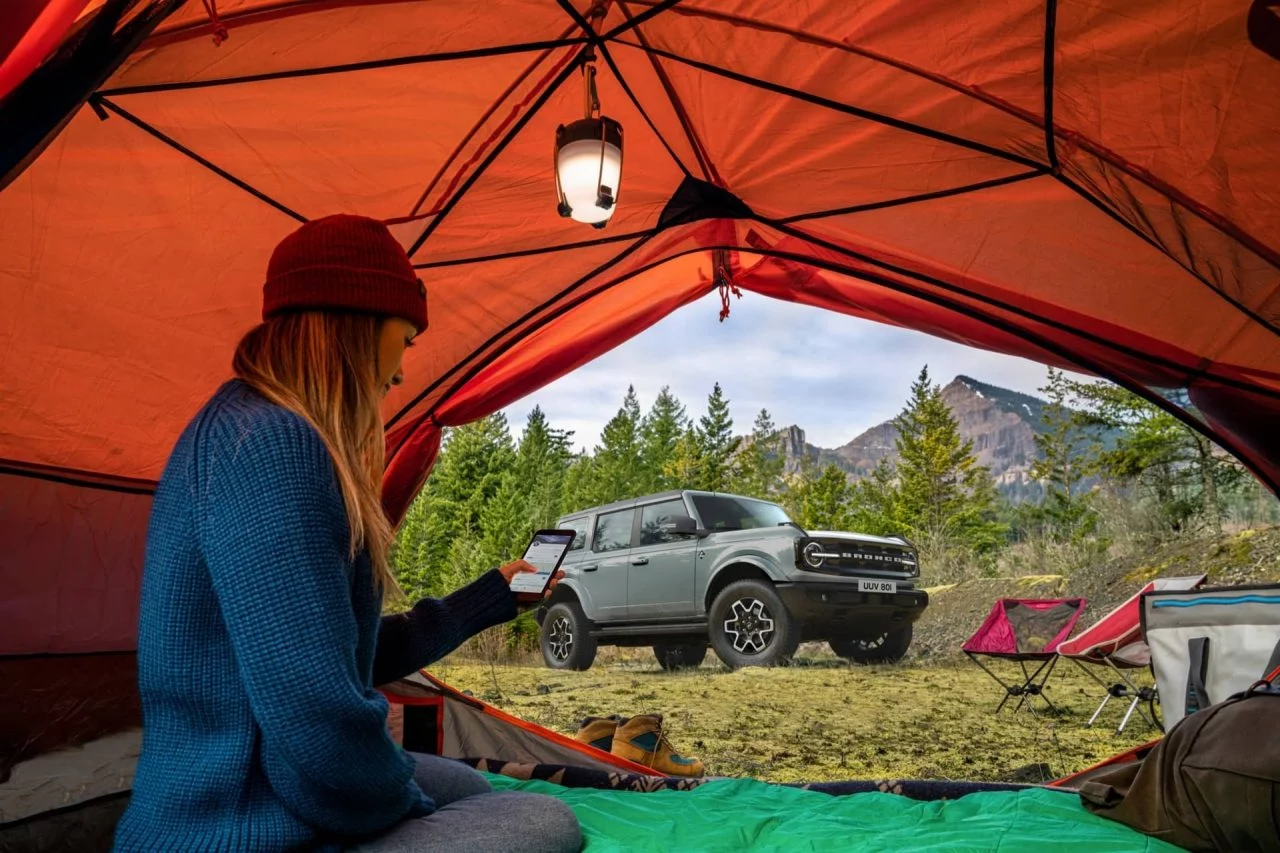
[801,541,825,569]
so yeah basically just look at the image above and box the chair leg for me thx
[968,653,1022,713]
[1087,692,1113,728]
[1013,657,1058,713]
[1117,695,1143,733]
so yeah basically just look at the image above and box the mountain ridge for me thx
[772,375,1050,501]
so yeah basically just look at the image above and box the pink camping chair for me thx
[963,598,1087,713]
[1057,575,1206,734]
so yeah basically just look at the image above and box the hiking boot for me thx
[575,715,622,752]
[610,714,705,777]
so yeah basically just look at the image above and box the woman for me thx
[113,215,583,853]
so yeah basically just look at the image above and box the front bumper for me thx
[775,581,929,637]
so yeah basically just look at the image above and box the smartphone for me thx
[509,529,576,601]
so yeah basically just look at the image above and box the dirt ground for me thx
[429,651,1155,784]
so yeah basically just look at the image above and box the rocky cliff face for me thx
[774,376,1049,499]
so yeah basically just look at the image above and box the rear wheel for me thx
[539,601,598,671]
[653,641,708,670]
[829,624,913,664]
[708,579,800,669]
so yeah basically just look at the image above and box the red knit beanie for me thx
[262,214,428,332]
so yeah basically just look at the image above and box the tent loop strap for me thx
[715,252,741,322]
[201,0,229,46]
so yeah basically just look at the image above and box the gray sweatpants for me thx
[351,753,583,853]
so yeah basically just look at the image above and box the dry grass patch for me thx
[429,652,1152,784]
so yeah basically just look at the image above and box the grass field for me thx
[429,648,1155,784]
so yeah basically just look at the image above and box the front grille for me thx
[800,538,918,576]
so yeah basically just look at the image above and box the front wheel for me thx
[708,579,800,669]
[539,601,598,671]
[829,624,913,664]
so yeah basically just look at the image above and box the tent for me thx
[2,0,1279,847]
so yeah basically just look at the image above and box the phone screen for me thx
[508,530,575,596]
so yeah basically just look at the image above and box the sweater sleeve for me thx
[372,569,517,686]
[198,409,429,838]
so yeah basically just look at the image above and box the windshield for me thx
[690,494,793,531]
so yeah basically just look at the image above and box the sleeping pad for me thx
[482,773,1187,852]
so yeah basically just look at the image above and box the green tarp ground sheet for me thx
[483,774,1187,852]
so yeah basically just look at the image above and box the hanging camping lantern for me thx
[555,45,623,228]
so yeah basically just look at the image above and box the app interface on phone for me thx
[508,532,574,594]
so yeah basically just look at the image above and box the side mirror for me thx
[661,515,707,537]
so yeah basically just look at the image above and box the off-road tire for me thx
[708,579,800,669]
[829,624,913,665]
[653,641,709,670]
[539,601,597,671]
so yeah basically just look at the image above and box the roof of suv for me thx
[558,490,684,521]
[557,489,782,522]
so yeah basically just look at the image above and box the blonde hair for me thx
[232,311,400,594]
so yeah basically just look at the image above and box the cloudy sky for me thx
[502,290,1076,452]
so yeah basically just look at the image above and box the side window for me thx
[563,519,589,551]
[593,509,635,553]
[639,499,691,546]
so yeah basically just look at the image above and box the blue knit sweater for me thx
[113,380,516,852]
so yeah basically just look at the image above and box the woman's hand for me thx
[499,559,564,606]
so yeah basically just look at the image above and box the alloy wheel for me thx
[723,598,775,654]
[548,616,573,661]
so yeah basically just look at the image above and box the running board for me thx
[591,621,708,639]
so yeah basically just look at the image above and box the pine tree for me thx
[892,366,1003,553]
[1029,368,1098,540]
[845,459,903,538]
[798,464,851,529]
[589,386,644,504]
[730,408,785,499]
[697,383,739,492]
[1067,378,1242,535]
[640,386,687,492]
[392,415,515,597]
[561,452,595,514]
[479,472,532,568]
[664,427,704,489]
[515,406,573,528]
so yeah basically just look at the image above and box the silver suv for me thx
[535,490,928,670]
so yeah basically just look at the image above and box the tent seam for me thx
[596,41,695,179]
[93,96,306,222]
[601,0,684,41]
[1053,172,1280,339]
[413,229,653,269]
[386,231,661,429]
[764,216,1280,398]
[0,463,157,496]
[1043,0,1059,172]
[610,1,717,182]
[615,39,1047,172]
[776,170,1047,224]
[405,48,585,257]
[405,31,582,219]
[95,38,591,97]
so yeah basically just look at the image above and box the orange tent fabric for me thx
[2,0,1279,767]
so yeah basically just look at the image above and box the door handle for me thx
[631,557,649,566]
[581,564,599,572]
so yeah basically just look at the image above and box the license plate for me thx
[858,579,897,594]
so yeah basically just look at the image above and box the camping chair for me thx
[1142,582,1280,731]
[963,598,1087,713]
[1057,575,1206,734]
